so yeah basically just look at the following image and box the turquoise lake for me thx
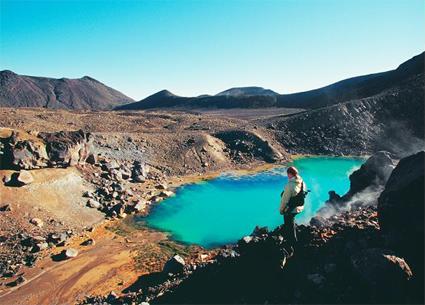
[142,157,365,248]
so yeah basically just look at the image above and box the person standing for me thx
[279,166,307,256]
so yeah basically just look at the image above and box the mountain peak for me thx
[0,70,18,78]
[149,89,177,98]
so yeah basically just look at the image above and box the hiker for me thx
[279,166,307,256]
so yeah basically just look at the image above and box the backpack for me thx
[287,181,309,210]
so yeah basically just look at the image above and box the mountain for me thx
[276,51,425,108]
[216,86,279,97]
[0,70,134,110]
[116,52,424,110]
[116,89,190,110]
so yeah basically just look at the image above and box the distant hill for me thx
[277,51,425,108]
[116,89,190,110]
[0,70,134,110]
[216,87,279,97]
[117,52,424,110]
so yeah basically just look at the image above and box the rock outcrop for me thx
[38,130,94,167]
[314,151,397,218]
[0,129,93,170]
[214,130,283,163]
[345,151,396,198]
[0,130,49,169]
[378,151,424,239]
[377,151,424,275]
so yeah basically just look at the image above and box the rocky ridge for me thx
[263,73,424,156]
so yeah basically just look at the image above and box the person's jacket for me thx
[280,175,306,214]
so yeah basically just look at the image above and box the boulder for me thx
[158,190,175,198]
[132,161,149,182]
[81,238,95,246]
[241,236,253,244]
[7,275,26,287]
[351,248,412,302]
[163,255,186,275]
[309,216,327,228]
[133,175,146,183]
[17,170,34,185]
[133,199,147,212]
[64,248,79,258]
[48,232,68,245]
[87,199,101,209]
[34,242,49,252]
[119,166,132,180]
[155,183,168,190]
[86,153,97,165]
[0,204,12,212]
[251,225,269,237]
[30,218,44,227]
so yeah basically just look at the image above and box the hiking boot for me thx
[280,256,287,269]
[283,246,294,258]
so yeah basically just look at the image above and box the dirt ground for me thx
[0,221,202,305]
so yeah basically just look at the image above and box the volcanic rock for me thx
[34,242,49,252]
[131,161,149,182]
[133,200,147,212]
[30,218,44,227]
[345,151,396,198]
[163,255,186,275]
[81,239,95,246]
[86,153,97,165]
[377,151,424,269]
[17,170,34,185]
[39,129,94,167]
[0,204,12,212]
[1,129,95,169]
[351,248,412,302]
[65,248,79,258]
[87,199,101,209]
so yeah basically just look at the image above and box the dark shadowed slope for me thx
[0,70,134,110]
[116,52,424,110]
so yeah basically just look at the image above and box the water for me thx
[142,157,365,248]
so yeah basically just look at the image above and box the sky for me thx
[0,0,424,100]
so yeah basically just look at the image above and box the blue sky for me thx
[0,0,423,99]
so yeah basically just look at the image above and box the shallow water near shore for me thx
[141,157,365,248]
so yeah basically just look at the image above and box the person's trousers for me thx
[283,213,297,246]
